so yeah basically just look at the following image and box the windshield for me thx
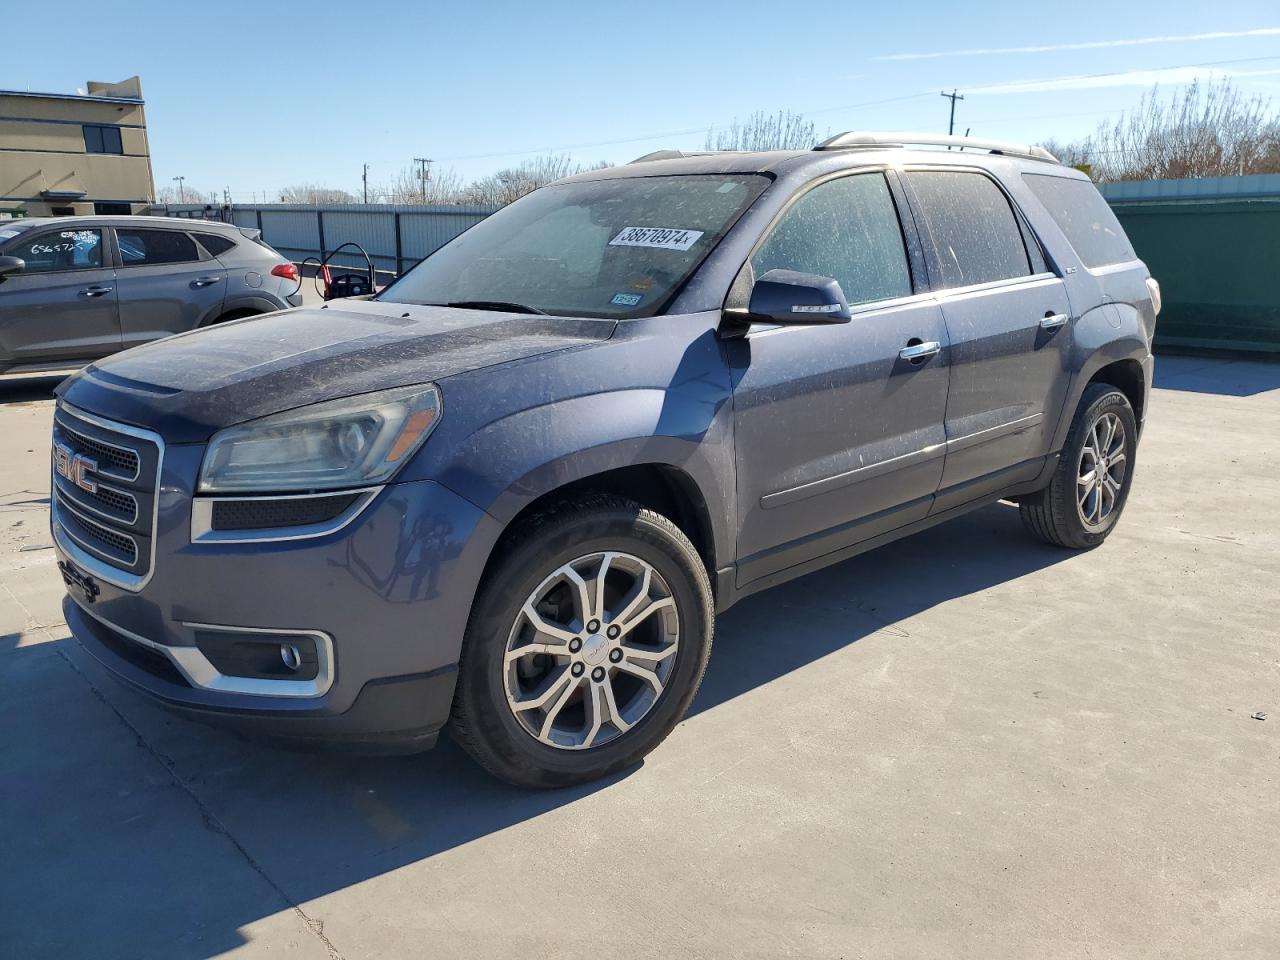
[380,174,769,318]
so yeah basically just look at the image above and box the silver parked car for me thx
[0,215,302,374]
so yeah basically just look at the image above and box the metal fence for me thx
[162,202,498,277]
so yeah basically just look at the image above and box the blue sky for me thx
[6,1,1279,201]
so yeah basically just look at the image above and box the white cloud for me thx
[965,65,1280,96]
[877,27,1280,61]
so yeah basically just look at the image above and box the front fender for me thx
[436,388,735,565]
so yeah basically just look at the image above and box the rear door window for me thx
[906,170,1032,288]
[116,228,200,266]
[6,229,104,273]
[751,173,912,306]
[1023,174,1135,268]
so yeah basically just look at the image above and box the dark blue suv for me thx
[51,133,1158,786]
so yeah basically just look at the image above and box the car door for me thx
[0,226,121,369]
[901,168,1073,511]
[723,171,951,587]
[111,226,227,349]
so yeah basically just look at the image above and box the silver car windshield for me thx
[380,174,769,318]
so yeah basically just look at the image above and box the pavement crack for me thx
[51,638,348,960]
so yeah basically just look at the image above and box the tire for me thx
[449,494,714,788]
[1020,383,1138,549]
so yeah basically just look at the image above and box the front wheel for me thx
[449,495,713,788]
[1020,383,1139,549]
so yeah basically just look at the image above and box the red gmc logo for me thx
[53,442,99,494]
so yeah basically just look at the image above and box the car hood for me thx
[58,299,616,443]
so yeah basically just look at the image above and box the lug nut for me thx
[606,624,620,639]
[571,663,585,677]
[609,648,623,663]
[568,638,582,653]
[587,619,600,633]
[592,667,606,682]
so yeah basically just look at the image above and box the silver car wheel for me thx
[1077,411,1127,528]
[503,551,680,751]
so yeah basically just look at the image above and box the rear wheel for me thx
[449,495,713,788]
[1020,384,1138,549]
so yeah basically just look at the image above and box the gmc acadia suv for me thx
[50,133,1159,787]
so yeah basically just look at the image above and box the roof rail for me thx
[630,149,727,163]
[815,131,1058,164]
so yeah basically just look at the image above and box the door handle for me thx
[1040,312,1069,329]
[191,276,223,288]
[79,286,113,298]
[899,340,941,362]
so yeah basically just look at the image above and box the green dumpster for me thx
[1110,198,1280,353]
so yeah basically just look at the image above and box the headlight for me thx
[198,384,442,493]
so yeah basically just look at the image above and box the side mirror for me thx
[0,255,25,280]
[746,269,851,325]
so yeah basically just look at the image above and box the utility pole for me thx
[413,157,432,203]
[362,163,369,204]
[172,175,186,203]
[940,89,965,136]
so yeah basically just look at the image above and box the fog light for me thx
[192,628,320,681]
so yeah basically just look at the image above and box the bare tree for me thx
[457,155,610,207]
[377,165,467,205]
[154,184,212,205]
[704,110,819,151]
[1038,79,1280,181]
[277,183,358,204]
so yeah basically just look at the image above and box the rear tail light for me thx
[271,262,299,282]
[1145,276,1162,317]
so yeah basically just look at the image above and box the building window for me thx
[83,125,124,155]
[93,202,133,216]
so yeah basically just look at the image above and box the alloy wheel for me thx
[1077,411,1127,528]
[503,551,680,750]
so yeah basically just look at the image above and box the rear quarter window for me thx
[193,232,237,257]
[1023,174,1135,269]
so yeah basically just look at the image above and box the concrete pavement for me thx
[1,355,1277,959]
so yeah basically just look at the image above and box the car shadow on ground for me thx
[0,373,68,404]
[1153,352,1280,397]
[2,499,1073,959]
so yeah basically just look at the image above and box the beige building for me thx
[0,76,155,219]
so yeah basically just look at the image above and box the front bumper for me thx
[55,434,502,750]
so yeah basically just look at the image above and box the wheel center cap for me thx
[581,634,610,665]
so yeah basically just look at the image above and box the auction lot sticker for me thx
[609,227,704,251]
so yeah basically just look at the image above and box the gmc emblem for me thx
[53,442,99,494]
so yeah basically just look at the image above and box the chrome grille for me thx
[51,405,162,589]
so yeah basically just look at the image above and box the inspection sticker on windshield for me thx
[609,226,704,251]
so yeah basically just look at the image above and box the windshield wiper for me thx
[445,300,548,315]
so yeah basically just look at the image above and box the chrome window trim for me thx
[69,596,335,699]
[189,487,383,544]
[51,402,164,592]
[929,271,1061,301]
